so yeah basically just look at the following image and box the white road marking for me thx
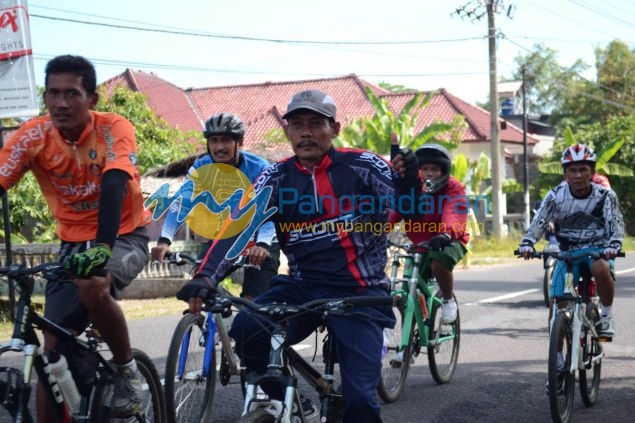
[464,268,635,306]
[463,289,539,306]
[616,267,635,275]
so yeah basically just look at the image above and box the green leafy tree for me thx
[508,43,587,115]
[378,81,417,93]
[96,87,197,174]
[335,87,457,155]
[452,152,491,197]
[533,125,634,233]
[537,127,632,177]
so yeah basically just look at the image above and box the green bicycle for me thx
[378,240,461,402]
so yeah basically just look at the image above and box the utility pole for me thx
[454,0,511,238]
[521,65,530,230]
[486,0,504,238]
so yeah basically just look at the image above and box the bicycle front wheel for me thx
[378,297,414,403]
[427,294,460,384]
[165,313,216,423]
[548,311,575,423]
[0,367,34,423]
[579,303,602,406]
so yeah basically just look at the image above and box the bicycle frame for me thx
[1,264,166,423]
[389,249,453,354]
[241,321,342,422]
[1,273,107,422]
[226,295,393,422]
[548,250,605,374]
[166,252,244,386]
[176,310,240,382]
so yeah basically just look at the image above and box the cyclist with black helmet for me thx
[151,112,279,299]
[518,144,624,337]
[391,141,470,324]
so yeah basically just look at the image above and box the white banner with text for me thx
[0,0,38,118]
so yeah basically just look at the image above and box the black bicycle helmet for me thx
[414,143,452,194]
[203,113,245,143]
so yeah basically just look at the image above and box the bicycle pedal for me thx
[597,335,613,343]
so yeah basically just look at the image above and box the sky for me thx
[19,0,635,106]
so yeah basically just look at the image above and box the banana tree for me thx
[538,127,633,177]
[335,87,457,156]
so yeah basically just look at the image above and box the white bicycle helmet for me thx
[560,144,596,168]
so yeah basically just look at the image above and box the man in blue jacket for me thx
[151,112,279,298]
[176,90,419,422]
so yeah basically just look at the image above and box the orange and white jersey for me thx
[0,111,151,242]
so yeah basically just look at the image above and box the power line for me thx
[31,54,487,80]
[30,13,482,46]
[502,35,635,110]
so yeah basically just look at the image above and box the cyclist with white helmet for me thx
[391,142,470,324]
[151,112,279,299]
[518,143,624,337]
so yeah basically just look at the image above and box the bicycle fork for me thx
[572,301,604,372]
[242,327,297,422]
[177,313,216,381]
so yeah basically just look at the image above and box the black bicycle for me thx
[0,262,167,422]
[200,293,396,423]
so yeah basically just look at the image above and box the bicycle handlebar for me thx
[158,251,200,266]
[206,294,395,318]
[388,239,434,252]
[513,249,626,261]
[0,262,64,279]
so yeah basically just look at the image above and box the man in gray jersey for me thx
[518,144,624,338]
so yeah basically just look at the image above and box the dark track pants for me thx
[229,275,395,423]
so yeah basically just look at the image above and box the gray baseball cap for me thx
[282,90,337,120]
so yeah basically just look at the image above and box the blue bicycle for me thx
[162,252,246,423]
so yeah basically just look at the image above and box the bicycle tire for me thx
[427,293,460,384]
[0,367,34,423]
[543,261,554,308]
[91,349,166,423]
[165,313,216,423]
[378,299,413,402]
[238,407,276,423]
[548,311,575,423]
[579,303,602,406]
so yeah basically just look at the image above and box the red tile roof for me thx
[99,70,537,160]
[101,69,202,134]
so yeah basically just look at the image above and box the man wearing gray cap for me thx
[177,89,419,422]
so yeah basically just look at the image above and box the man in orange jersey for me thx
[0,55,150,421]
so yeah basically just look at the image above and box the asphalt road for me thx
[4,255,634,422]
[131,254,635,423]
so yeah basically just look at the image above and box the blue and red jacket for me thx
[196,147,399,289]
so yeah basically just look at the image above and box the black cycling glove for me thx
[176,276,217,302]
[394,148,419,188]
